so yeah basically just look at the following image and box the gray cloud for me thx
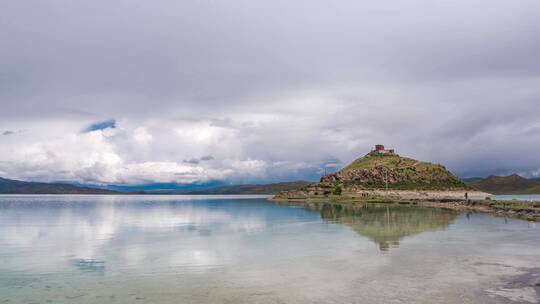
[183,155,214,165]
[1,0,540,183]
[183,158,200,165]
[200,155,214,161]
[2,130,25,136]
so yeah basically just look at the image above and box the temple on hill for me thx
[372,144,395,155]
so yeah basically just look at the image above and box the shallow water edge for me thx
[271,196,540,221]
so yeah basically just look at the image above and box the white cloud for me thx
[229,159,268,177]
[0,121,271,184]
[133,127,153,143]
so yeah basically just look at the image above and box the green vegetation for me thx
[344,153,437,171]
[467,199,540,212]
[323,152,471,190]
[333,185,342,195]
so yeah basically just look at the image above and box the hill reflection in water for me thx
[313,203,458,252]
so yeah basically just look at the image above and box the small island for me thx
[273,145,540,221]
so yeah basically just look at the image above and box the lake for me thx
[494,194,540,202]
[0,195,539,303]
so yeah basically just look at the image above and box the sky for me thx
[1,0,540,185]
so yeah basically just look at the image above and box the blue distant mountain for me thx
[0,177,117,194]
[138,181,311,195]
[0,177,310,195]
[102,180,227,192]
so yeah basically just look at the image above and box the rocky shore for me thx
[271,196,540,222]
[419,199,540,222]
[273,188,490,201]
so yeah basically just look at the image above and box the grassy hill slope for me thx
[321,152,470,190]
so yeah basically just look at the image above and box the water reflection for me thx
[314,203,458,251]
[0,195,309,275]
[72,259,106,274]
[0,196,539,304]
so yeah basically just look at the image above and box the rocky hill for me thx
[464,174,540,194]
[320,150,469,190]
[273,145,480,201]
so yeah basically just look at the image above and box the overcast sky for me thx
[1,0,540,185]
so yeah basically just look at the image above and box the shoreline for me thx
[271,196,540,222]
[418,200,540,222]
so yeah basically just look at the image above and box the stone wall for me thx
[273,188,491,201]
[342,190,491,200]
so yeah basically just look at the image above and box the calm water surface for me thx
[0,195,539,304]
[494,194,540,201]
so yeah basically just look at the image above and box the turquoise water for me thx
[0,195,539,303]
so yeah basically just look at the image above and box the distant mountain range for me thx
[0,177,117,194]
[139,181,311,195]
[5,172,540,195]
[0,177,310,195]
[463,174,540,194]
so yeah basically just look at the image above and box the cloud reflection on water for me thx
[1,196,539,304]
[0,196,270,274]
